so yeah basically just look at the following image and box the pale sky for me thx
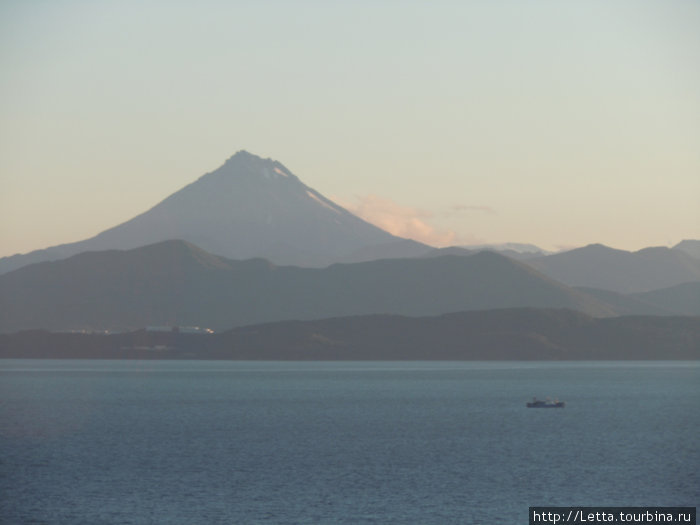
[1,0,699,257]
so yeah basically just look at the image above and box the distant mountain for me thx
[337,239,434,264]
[459,243,550,259]
[573,287,675,316]
[526,244,700,293]
[420,246,475,258]
[2,309,698,360]
[0,240,618,333]
[420,244,548,260]
[630,281,700,316]
[0,151,427,273]
[674,240,700,260]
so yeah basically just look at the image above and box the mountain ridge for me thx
[527,243,700,293]
[674,240,700,260]
[0,239,620,333]
[2,308,697,360]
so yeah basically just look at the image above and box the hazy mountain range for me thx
[1,239,698,334]
[526,244,700,293]
[4,150,697,279]
[457,243,551,259]
[0,240,613,333]
[1,150,698,345]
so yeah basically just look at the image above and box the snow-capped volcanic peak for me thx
[0,150,427,271]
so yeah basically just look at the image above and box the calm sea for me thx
[1,360,698,524]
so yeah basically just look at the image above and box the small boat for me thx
[527,397,565,408]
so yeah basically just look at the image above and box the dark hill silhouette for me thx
[0,151,427,273]
[0,240,617,333]
[218,309,698,360]
[1,309,697,360]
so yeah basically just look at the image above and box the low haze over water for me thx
[1,360,698,524]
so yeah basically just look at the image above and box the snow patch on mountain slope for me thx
[306,190,341,214]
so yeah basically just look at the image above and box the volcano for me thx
[1,151,427,272]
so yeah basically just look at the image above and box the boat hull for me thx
[526,401,565,408]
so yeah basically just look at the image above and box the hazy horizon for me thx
[2,1,699,257]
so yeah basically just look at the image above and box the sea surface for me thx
[1,360,698,524]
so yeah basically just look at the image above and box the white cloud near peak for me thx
[337,194,458,247]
